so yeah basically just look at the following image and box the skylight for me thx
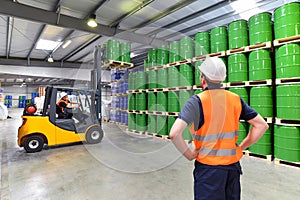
[36,39,62,51]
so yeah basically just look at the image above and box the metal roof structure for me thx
[0,0,295,86]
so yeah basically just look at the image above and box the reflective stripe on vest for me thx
[192,90,243,165]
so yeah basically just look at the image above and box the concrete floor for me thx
[0,108,299,200]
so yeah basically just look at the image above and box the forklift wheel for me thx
[24,135,44,153]
[86,126,103,144]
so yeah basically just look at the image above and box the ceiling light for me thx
[87,14,98,28]
[36,39,62,51]
[47,55,54,63]
[62,40,72,48]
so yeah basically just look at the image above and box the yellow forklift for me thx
[18,86,103,153]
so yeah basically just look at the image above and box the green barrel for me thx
[194,61,203,86]
[168,66,179,87]
[248,12,273,45]
[228,87,249,104]
[168,116,176,134]
[157,45,169,65]
[274,2,300,39]
[249,124,272,155]
[148,115,157,134]
[19,95,24,100]
[4,99,9,104]
[148,49,157,67]
[128,73,135,90]
[128,93,136,110]
[250,86,273,117]
[148,92,156,112]
[274,125,300,162]
[249,49,272,81]
[179,64,194,86]
[276,85,300,120]
[179,90,192,110]
[128,113,136,130]
[169,41,180,63]
[275,43,300,78]
[195,31,210,56]
[237,122,248,145]
[156,92,167,112]
[157,115,168,135]
[136,113,147,132]
[157,68,168,88]
[147,70,157,89]
[120,42,131,62]
[168,91,180,112]
[136,93,147,111]
[107,40,120,61]
[228,53,248,82]
[210,26,228,53]
[180,37,194,59]
[228,20,248,50]
[135,72,147,89]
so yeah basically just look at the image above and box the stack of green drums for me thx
[210,26,228,53]
[148,115,157,134]
[169,41,180,63]
[148,92,156,112]
[194,61,202,86]
[128,73,136,90]
[168,91,180,112]
[148,49,157,68]
[156,92,167,112]
[250,86,273,118]
[107,40,120,61]
[136,113,147,132]
[249,50,272,81]
[248,12,273,45]
[249,124,272,155]
[228,53,248,82]
[274,2,300,39]
[120,42,131,62]
[148,70,157,89]
[157,68,168,88]
[274,125,300,162]
[136,93,147,111]
[179,90,192,110]
[194,31,210,56]
[157,115,168,135]
[157,45,169,65]
[228,20,248,50]
[135,72,147,90]
[128,93,136,111]
[275,43,300,79]
[179,64,194,86]
[276,85,300,120]
[168,66,179,87]
[180,37,194,59]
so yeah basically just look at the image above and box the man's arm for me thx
[239,114,269,150]
[170,118,199,161]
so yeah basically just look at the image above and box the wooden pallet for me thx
[146,111,155,114]
[264,117,273,124]
[154,88,168,92]
[151,133,170,140]
[167,112,179,116]
[192,51,226,62]
[193,85,202,89]
[273,35,300,47]
[226,81,247,87]
[154,111,167,116]
[146,67,156,72]
[146,89,156,92]
[275,77,300,85]
[165,59,192,67]
[102,60,134,69]
[275,118,300,126]
[165,87,179,91]
[101,119,110,123]
[154,65,164,70]
[226,42,272,55]
[274,158,300,168]
[247,79,272,86]
[243,150,272,162]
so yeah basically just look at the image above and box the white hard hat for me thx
[60,92,68,98]
[198,57,226,82]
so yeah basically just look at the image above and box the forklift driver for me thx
[56,92,80,119]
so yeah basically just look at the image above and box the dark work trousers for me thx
[193,161,242,200]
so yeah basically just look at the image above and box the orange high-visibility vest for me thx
[190,89,243,165]
[56,98,70,113]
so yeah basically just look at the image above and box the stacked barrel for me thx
[103,40,131,63]
[273,2,300,163]
[4,95,12,108]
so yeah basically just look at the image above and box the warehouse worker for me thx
[56,92,80,119]
[170,57,268,200]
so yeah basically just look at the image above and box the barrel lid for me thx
[274,1,300,13]
[249,12,272,20]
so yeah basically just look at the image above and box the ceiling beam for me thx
[6,16,14,58]
[61,35,101,62]
[26,25,46,60]
[132,0,197,29]
[0,0,167,47]
[73,52,92,62]
[109,0,155,28]
[89,0,108,16]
